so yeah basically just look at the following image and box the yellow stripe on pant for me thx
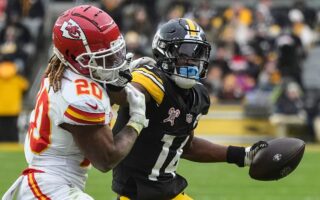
[118,192,193,200]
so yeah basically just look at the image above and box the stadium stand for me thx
[3,0,320,144]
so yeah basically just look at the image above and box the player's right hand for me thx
[125,83,149,134]
[244,141,268,166]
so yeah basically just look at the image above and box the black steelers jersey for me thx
[112,65,210,200]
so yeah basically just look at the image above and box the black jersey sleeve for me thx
[197,83,211,115]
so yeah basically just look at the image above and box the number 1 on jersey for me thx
[148,134,189,181]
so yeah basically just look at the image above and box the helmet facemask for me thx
[158,40,210,89]
[76,37,127,84]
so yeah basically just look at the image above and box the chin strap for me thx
[171,74,197,89]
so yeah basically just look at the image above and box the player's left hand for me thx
[125,83,149,134]
[244,141,268,166]
[129,56,156,70]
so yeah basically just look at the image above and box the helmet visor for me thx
[172,41,210,61]
[168,41,210,79]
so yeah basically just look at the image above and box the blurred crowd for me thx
[0,0,45,141]
[1,0,320,142]
[98,0,320,142]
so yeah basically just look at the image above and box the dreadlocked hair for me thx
[44,54,67,92]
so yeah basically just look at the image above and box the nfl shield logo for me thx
[186,114,193,124]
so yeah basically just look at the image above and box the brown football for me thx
[249,138,305,181]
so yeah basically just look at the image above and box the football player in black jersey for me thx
[111,18,267,200]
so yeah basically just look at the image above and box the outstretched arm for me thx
[182,131,268,167]
[182,131,228,163]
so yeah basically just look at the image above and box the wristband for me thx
[127,120,144,135]
[226,146,245,167]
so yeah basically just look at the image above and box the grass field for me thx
[0,149,319,200]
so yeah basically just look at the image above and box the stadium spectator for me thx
[100,0,124,29]
[19,0,46,44]
[223,1,253,45]
[275,30,306,89]
[204,62,224,98]
[273,79,304,115]
[0,11,33,75]
[288,8,316,49]
[291,0,317,29]
[0,0,7,29]
[256,0,274,26]
[121,4,153,50]
[304,88,320,142]
[124,30,149,59]
[0,60,28,142]
[193,0,217,44]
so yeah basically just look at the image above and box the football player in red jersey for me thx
[3,5,148,200]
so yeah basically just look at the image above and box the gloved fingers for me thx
[251,141,268,151]
[140,57,156,65]
[125,53,134,63]
[124,84,134,99]
[125,84,142,100]
[130,57,156,70]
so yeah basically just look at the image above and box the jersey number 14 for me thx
[148,134,189,181]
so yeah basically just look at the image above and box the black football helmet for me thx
[152,18,211,88]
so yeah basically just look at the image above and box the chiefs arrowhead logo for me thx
[60,19,85,40]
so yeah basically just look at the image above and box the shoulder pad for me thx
[195,82,210,115]
[60,70,111,125]
[132,66,165,105]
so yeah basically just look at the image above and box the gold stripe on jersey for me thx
[172,193,193,200]
[65,106,105,124]
[119,196,130,200]
[132,70,164,105]
[135,68,163,85]
[186,19,197,37]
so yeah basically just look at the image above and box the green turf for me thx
[0,151,319,200]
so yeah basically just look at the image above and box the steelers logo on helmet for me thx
[152,18,211,89]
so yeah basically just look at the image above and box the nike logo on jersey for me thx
[85,102,98,110]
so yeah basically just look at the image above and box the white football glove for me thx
[244,141,268,166]
[129,56,156,70]
[125,83,149,134]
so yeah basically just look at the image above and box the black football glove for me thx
[244,141,268,166]
[227,141,268,167]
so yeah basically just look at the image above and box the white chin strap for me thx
[171,75,196,89]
